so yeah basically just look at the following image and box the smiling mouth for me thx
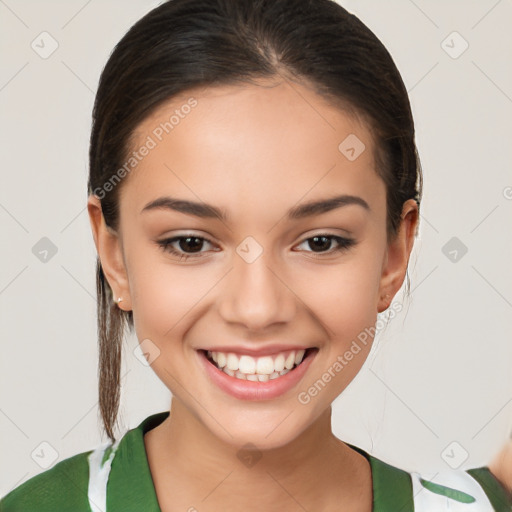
[200,347,318,382]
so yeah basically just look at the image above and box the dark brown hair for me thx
[87,0,423,442]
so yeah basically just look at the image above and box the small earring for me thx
[116,297,123,304]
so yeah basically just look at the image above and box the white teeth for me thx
[226,353,239,371]
[238,355,256,374]
[274,354,285,372]
[294,349,305,365]
[284,352,295,369]
[208,348,311,380]
[216,352,227,368]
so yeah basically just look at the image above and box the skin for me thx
[88,77,418,512]
[489,439,512,499]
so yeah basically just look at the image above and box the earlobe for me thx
[377,199,419,313]
[87,194,132,310]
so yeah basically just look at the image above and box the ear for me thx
[377,198,419,313]
[87,194,132,311]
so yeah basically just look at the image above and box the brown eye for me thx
[296,234,356,256]
[175,236,204,252]
[157,235,216,260]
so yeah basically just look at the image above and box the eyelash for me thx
[156,233,356,261]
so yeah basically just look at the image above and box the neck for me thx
[144,398,372,512]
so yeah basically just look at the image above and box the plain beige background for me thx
[1,0,511,497]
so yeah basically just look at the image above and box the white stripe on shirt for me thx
[411,469,495,511]
[87,439,121,512]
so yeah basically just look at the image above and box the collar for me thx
[107,411,413,512]
[346,442,414,512]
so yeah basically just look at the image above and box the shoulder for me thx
[350,443,512,512]
[0,448,94,512]
[0,412,169,512]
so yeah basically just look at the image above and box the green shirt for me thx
[1,411,511,511]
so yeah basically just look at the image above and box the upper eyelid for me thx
[158,232,352,242]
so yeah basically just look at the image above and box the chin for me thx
[202,406,318,453]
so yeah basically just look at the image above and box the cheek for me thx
[291,256,382,334]
[128,252,220,339]
[293,261,381,406]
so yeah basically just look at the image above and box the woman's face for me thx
[89,78,417,449]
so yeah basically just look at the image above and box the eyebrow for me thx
[140,194,370,221]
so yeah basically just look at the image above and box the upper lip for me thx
[198,344,317,356]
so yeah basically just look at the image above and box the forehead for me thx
[121,79,384,223]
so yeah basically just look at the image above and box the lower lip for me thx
[197,348,317,401]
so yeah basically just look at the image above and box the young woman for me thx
[1,0,510,510]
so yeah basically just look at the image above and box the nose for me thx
[217,251,297,331]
